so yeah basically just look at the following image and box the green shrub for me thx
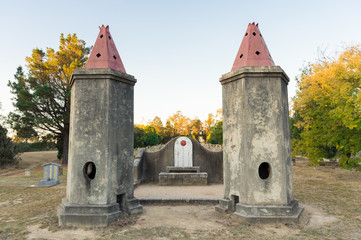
[0,125,19,167]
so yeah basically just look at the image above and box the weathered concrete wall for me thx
[221,66,294,205]
[133,149,145,184]
[138,137,223,183]
[66,68,136,204]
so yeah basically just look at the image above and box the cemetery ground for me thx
[0,152,361,239]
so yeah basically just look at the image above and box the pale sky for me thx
[1,0,361,125]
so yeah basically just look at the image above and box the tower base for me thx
[216,199,304,223]
[58,198,143,227]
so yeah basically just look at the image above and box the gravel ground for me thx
[134,183,223,198]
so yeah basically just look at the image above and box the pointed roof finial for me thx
[85,25,126,73]
[231,23,275,71]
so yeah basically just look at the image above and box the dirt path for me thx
[24,204,338,239]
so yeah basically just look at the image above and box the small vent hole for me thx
[255,51,260,55]
[258,162,271,180]
[100,34,103,38]
[96,53,101,58]
[240,54,243,59]
[113,55,117,60]
[245,33,248,36]
[84,162,96,180]
[108,36,111,40]
[253,32,256,36]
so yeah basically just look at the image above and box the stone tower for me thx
[215,23,303,222]
[58,25,143,227]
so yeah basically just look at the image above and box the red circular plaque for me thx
[181,140,187,146]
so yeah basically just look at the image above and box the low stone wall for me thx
[134,137,223,184]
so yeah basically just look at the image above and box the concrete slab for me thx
[134,183,223,199]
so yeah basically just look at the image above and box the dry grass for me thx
[1,152,361,239]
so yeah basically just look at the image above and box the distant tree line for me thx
[134,110,223,148]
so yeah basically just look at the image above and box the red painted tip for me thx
[231,23,275,71]
[85,25,126,73]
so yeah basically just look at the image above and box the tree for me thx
[163,120,174,143]
[166,111,191,137]
[189,118,203,140]
[289,111,304,159]
[292,46,361,170]
[134,125,160,148]
[142,126,160,146]
[0,124,19,167]
[148,116,164,141]
[134,126,146,148]
[8,34,90,164]
[208,120,223,144]
[204,113,215,142]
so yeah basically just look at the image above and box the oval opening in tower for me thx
[255,51,260,55]
[240,54,243,59]
[252,32,256,36]
[108,36,111,40]
[245,33,248,36]
[100,34,103,38]
[258,162,271,180]
[96,53,101,58]
[84,162,96,180]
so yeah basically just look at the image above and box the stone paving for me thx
[134,183,223,199]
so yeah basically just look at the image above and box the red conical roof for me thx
[85,25,126,73]
[231,22,275,71]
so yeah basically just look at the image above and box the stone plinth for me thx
[166,166,200,173]
[58,68,142,227]
[159,172,208,186]
[216,66,303,222]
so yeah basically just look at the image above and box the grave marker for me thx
[38,162,61,187]
[174,136,193,167]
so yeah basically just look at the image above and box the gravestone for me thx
[159,136,207,185]
[174,137,192,167]
[215,22,303,223]
[38,162,61,187]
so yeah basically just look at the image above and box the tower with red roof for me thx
[59,25,143,227]
[216,23,303,222]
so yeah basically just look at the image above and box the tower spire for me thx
[231,22,275,71]
[85,25,126,73]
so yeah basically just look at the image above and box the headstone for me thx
[25,168,31,177]
[38,162,61,187]
[174,136,193,167]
